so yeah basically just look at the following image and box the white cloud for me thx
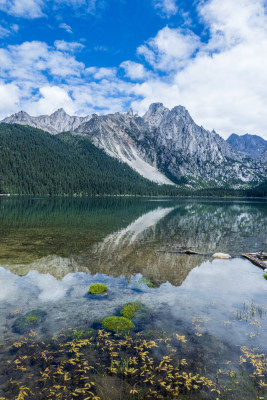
[120,61,148,80]
[138,26,200,72]
[0,39,132,118]
[59,22,73,33]
[0,83,20,115]
[154,0,178,17]
[0,0,45,18]
[31,86,76,115]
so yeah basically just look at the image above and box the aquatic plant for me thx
[89,283,108,294]
[102,316,134,332]
[120,302,141,319]
[1,328,266,400]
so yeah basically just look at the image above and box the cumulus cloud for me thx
[153,0,178,18]
[0,0,45,18]
[120,61,148,80]
[31,86,76,115]
[138,26,200,72]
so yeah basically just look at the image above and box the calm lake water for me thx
[0,197,266,398]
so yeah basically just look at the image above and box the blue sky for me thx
[1,0,267,139]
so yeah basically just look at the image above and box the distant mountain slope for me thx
[0,124,176,196]
[227,133,267,160]
[2,104,267,188]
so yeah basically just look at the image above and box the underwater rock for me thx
[12,310,46,334]
[212,253,231,259]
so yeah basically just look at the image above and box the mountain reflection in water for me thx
[1,197,266,286]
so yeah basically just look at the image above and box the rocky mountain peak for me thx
[127,108,134,117]
[143,103,169,128]
[51,108,68,117]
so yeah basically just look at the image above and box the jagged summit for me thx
[51,108,69,116]
[1,103,266,187]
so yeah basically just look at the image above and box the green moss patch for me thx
[120,302,142,319]
[102,316,134,332]
[89,283,108,294]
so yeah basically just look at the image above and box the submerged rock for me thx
[212,253,231,259]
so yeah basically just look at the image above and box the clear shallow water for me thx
[0,197,267,397]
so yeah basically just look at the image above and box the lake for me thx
[0,197,266,399]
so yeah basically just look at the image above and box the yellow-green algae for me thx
[89,283,108,294]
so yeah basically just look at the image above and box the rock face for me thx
[2,104,267,187]
[227,133,267,160]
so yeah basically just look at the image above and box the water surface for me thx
[0,197,266,396]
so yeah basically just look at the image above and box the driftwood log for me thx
[242,253,267,270]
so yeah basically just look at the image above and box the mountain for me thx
[227,133,267,160]
[0,123,180,196]
[2,104,267,188]
[2,108,92,135]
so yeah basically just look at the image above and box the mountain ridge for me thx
[2,104,266,188]
[227,133,267,160]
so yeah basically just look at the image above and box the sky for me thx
[0,0,267,139]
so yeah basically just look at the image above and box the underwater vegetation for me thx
[72,329,95,340]
[89,283,108,295]
[102,316,134,332]
[12,310,46,335]
[0,329,266,400]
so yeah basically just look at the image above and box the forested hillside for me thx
[0,124,179,196]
